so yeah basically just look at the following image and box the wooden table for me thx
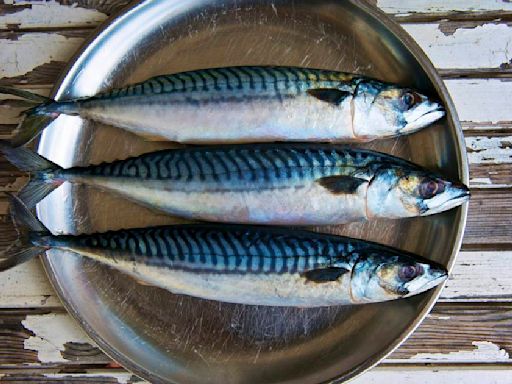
[0,1,511,383]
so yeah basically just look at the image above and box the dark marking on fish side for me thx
[317,175,366,194]
[307,88,351,106]
[302,267,349,282]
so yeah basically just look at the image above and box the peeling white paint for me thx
[0,33,84,79]
[354,366,512,384]
[377,0,512,14]
[398,341,510,363]
[22,313,94,363]
[444,79,512,123]
[403,23,512,69]
[0,0,107,29]
[466,136,512,164]
[441,251,512,301]
[0,258,59,308]
[470,177,493,185]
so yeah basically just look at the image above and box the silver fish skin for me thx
[0,196,447,307]
[3,67,444,146]
[2,143,470,225]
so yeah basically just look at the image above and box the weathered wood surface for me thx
[0,1,511,383]
[2,368,512,384]
[0,303,510,368]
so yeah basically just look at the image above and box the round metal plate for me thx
[36,1,468,383]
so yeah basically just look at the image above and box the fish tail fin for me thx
[18,178,62,209]
[0,86,60,147]
[0,193,49,272]
[0,86,49,103]
[0,141,63,208]
[11,113,57,147]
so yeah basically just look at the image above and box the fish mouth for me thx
[402,105,446,133]
[404,265,448,297]
[422,182,470,216]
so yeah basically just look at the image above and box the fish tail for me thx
[0,141,63,208]
[0,86,63,147]
[0,193,49,272]
[0,86,49,103]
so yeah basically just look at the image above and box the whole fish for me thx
[1,66,444,146]
[2,143,469,225]
[0,195,447,307]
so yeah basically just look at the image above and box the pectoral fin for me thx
[302,267,349,283]
[307,88,351,106]
[317,175,366,194]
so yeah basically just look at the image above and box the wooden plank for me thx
[354,366,512,384]
[1,1,511,29]
[465,189,512,245]
[0,19,511,87]
[0,1,131,30]
[0,372,146,384]
[402,22,512,71]
[441,251,512,302]
[0,303,510,368]
[389,303,512,362]
[0,31,88,86]
[376,1,512,14]
[1,367,512,384]
[0,258,60,308]
[465,134,512,188]
[445,79,512,124]
[2,1,512,30]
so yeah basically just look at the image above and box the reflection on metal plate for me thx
[36,1,468,383]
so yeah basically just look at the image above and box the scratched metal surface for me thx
[34,1,468,383]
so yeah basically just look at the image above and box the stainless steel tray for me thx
[36,1,469,383]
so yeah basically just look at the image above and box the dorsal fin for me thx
[302,267,349,283]
[317,175,366,194]
[306,88,351,105]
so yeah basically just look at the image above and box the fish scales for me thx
[54,226,350,274]
[92,67,347,99]
[75,146,380,187]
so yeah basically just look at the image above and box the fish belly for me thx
[83,178,368,225]
[79,93,354,143]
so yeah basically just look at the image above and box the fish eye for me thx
[398,265,423,282]
[401,91,421,109]
[419,179,444,199]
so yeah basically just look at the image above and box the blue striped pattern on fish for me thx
[51,225,357,274]
[90,67,356,100]
[71,145,414,189]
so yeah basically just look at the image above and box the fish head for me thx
[366,166,470,218]
[352,79,445,140]
[350,251,447,303]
